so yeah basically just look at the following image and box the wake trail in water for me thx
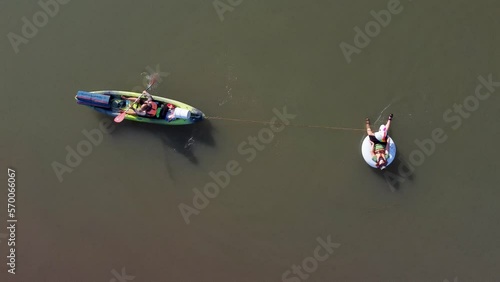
[374,103,392,125]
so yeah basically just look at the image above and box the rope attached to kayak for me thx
[205,116,364,132]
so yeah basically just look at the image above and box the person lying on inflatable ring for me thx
[365,114,393,169]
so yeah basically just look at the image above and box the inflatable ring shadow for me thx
[373,150,416,192]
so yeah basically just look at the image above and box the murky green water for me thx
[1,0,499,281]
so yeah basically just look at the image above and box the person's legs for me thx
[366,118,374,135]
[384,114,393,132]
[384,119,391,132]
[369,135,387,147]
[369,135,380,144]
[367,117,389,145]
[121,96,137,102]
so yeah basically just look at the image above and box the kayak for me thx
[75,90,205,125]
[361,130,397,169]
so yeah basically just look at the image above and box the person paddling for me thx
[365,114,393,169]
[121,91,157,117]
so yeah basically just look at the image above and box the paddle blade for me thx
[114,112,126,123]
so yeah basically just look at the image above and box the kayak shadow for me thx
[152,120,216,166]
[106,115,216,166]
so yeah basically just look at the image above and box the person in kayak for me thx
[121,91,158,117]
[166,103,176,121]
[365,114,393,169]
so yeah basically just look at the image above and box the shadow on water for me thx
[148,119,217,166]
[358,132,415,192]
[106,115,216,167]
[370,147,416,192]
